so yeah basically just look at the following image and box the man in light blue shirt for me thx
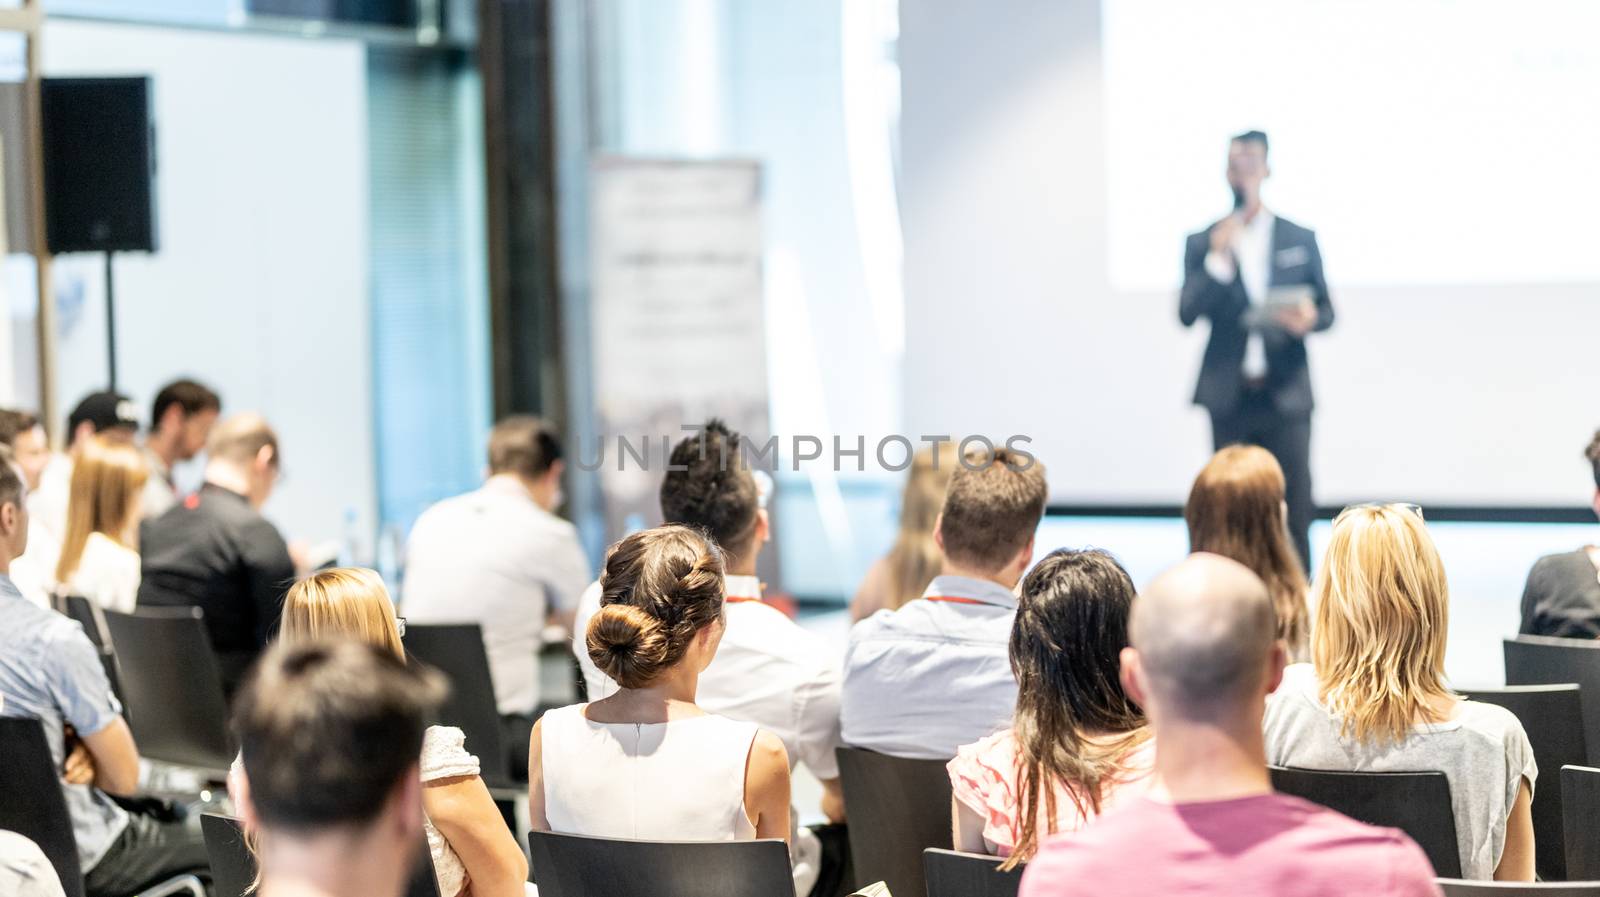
[841,445,1048,759]
[0,457,208,896]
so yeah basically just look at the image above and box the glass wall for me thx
[580,0,904,602]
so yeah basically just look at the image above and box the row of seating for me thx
[38,599,1600,894]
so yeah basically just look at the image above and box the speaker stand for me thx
[104,251,118,392]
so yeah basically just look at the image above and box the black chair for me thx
[924,848,1023,897]
[55,594,129,711]
[1505,636,1600,766]
[1269,766,1461,877]
[835,746,953,897]
[0,718,204,897]
[0,718,86,897]
[403,623,515,792]
[202,814,441,897]
[102,607,234,774]
[1437,881,1600,896]
[1562,765,1600,880]
[1462,684,1584,880]
[528,830,794,897]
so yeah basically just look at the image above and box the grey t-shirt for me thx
[1264,663,1536,880]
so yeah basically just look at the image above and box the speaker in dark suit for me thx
[1179,131,1334,571]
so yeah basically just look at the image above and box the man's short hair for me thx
[488,416,562,480]
[0,454,22,509]
[152,379,221,427]
[1587,429,1600,491]
[659,419,760,555]
[0,409,39,448]
[1232,129,1269,157]
[232,639,446,832]
[208,413,280,467]
[938,446,1048,572]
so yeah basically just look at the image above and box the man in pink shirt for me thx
[1020,553,1441,897]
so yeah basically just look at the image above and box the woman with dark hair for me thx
[1186,444,1311,660]
[946,549,1153,866]
[529,525,792,845]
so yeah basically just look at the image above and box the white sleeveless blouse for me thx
[540,704,759,841]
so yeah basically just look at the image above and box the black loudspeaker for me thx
[41,77,158,254]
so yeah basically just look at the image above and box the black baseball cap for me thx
[68,391,141,436]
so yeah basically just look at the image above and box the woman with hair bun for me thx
[529,524,792,845]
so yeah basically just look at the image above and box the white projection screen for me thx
[900,0,1600,508]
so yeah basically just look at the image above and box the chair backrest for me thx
[1461,684,1584,880]
[101,607,234,773]
[528,830,793,897]
[1268,766,1461,878]
[402,623,512,789]
[835,746,954,897]
[0,718,86,897]
[58,594,129,711]
[924,848,1023,897]
[1562,765,1600,880]
[1437,881,1600,896]
[202,814,441,897]
[1504,636,1600,766]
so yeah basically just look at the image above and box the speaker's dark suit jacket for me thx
[1179,215,1335,417]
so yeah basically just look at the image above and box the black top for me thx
[1179,215,1335,417]
[1519,548,1600,639]
[137,483,295,695]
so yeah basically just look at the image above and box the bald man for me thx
[1020,554,1441,897]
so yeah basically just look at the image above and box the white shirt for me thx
[30,454,71,547]
[62,532,141,614]
[573,573,843,779]
[10,518,61,610]
[1204,209,1276,379]
[839,575,1019,759]
[141,447,178,520]
[539,704,759,841]
[401,476,592,716]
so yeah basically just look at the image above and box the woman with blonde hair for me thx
[850,443,958,621]
[1263,504,1536,881]
[54,435,148,612]
[259,567,529,897]
[1185,445,1310,659]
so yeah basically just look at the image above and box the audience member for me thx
[403,415,590,778]
[1186,444,1311,660]
[849,444,957,621]
[54,436,148,612]
[0,459,211,897]
[0,410,51,492]
[138,413,295,696]
[841,445,1046,758]
[271,568,528,897]
[1020,553,1441,897]
[32,392,140,544]
[1519,428,1600,638]
[948,548,1153,865]
[142,379,222,519]
[230,640,446,897]
[0,829,67,897]
[0,420,56,609]
[571,421,842,893]
[530,525,791,848]
[1264,504,1535,880]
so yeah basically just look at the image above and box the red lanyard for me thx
[924,595,988,606]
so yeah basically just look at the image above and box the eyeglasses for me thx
[1338,501,1424,521]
